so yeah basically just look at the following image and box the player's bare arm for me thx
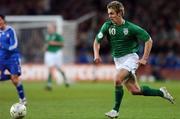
[139,38,153,65]
[48,41,64,47]
[93,39,102,64]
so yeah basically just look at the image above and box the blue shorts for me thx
[0,57,21,76]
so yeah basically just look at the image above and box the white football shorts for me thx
[114,53,139,74]
[44,50,63,68]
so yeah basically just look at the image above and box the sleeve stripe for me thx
[9,27,18,50]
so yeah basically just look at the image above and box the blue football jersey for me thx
[0,25,21,76]
[0,25,19,59]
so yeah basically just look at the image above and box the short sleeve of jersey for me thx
[133,24,150,42]
[95,21,111,43]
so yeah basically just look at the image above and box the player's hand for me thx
[138,58,147,65]
[94,57,102,64]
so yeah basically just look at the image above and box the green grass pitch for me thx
[0,80,180,119]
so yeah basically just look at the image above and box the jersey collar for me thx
[112,19,125,26]
[0,25,11,32]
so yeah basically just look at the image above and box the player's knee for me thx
[115,75,124,86]
[49,67,55,74]
[11,76,20,86]
[115,80,123,86]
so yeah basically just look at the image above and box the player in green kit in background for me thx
[44,23,69,90]
[93,1,175,118]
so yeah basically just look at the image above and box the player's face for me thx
[0,17,5,30]
[47,24,55,34]
[108,8,121,24]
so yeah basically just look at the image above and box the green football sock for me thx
[47,74,52,87]
[141,86,163,97]
[57,68,67,82]
[113,85,124,112]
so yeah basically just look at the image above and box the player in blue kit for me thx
[0,14,27,105]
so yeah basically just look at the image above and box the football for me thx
[10,103,27,119]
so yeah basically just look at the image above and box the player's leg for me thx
[124,73,142,95]
[11,75,27,105]
[45,66,54,90]
[125,73,164,96]
[56,66,69,87]
[105,54,138,118]
[119,53,165,97]
[8,58,27,105]
[44,51,54,90]
[125,73,174,103]
[56,50,69,87]
[105,68,129,118]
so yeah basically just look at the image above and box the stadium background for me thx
[1,0,180,81]
[0,0,180,119]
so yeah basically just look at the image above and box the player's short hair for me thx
[0,14,5,20]
[107,1,124,16]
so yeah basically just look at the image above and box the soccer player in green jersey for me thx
[93,1,174,118]
[44,23,69,90]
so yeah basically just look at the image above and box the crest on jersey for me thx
[123,28,128,35]
[6,34,10,38]
[97,32,103,39]
[109,28,116,35]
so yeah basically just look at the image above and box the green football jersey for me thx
[96,20,150,58]
[45,32,64,52]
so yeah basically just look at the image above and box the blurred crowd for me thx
[1,0,180,71]
[74,0,180,72]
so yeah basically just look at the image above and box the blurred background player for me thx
[93,1,174,118]
[0,14,27,105]
[44,23,69,90]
